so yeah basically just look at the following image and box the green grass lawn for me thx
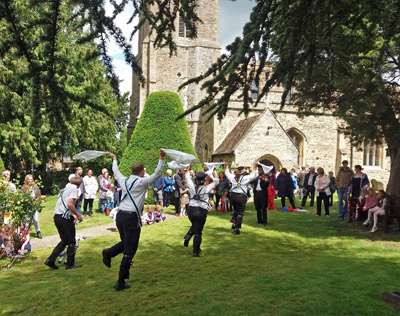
[35,195,115,237]
[1,195,400,315]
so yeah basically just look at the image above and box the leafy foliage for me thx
[0,156,4,173]
[0,178,45,269]
[0,0,129,172]
[177,0,400,193]
[119,92,200,202]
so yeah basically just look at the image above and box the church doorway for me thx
[257,154,282,174]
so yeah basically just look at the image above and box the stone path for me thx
[30,212,179,251]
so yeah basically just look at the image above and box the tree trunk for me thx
[387,145,400,195]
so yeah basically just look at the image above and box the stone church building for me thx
[128,0,390,183]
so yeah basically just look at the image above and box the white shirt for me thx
[83,176,98,199]
[106,190,114,202]
[112,159,165,214]
[54,185,79,218]
[308,173,315,186]
[185,173,219,209]
[256,179,262,191]
[225,169,259,196]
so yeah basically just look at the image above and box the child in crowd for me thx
[143,206,155,225]
[180,181,190,217]
[328,171,336,206]
[358,187,378,221]
[154,205,166,222]
[105,185,114,216]
[0,226,12,258]
[109,206,119,226]
[267,183,277,210]
[18,227,31,258]
[140,211,147,226]
[354,189,367,223]
[363,190,387,232]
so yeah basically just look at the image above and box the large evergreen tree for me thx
[0,0,129,171]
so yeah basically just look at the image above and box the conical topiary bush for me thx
[118,92,201,203]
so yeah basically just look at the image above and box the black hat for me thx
[235,166,245,174]
[257,164,263,170]
[195,172,206,185]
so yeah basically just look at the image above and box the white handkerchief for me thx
[73,150,108,161]
[205,169,214,178]
[161,148,199,164]
[258,162,274,174]
[167,161,190,170]
[204,162,223,170]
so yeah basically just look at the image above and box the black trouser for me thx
[47,215,76,267]
[83,198,94,216]
[185,206,208,255]
[302,185,315,207]
[230,192,247,228]
[105,211,141,283]
[316,192,330,215]
[281,196,296,209]
[174,193,181,214]
[163,191,172,207]
[254,191,268,224]
[329,190,335,206]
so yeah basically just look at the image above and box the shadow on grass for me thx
[1,214,399,316]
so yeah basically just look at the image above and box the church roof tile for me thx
[212,115,261,155]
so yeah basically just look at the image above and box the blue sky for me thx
[107,0,254,95]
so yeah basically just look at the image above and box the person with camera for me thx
[183,165,218,257]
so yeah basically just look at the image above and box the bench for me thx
[370,179,385,191]
[384,194,400,233]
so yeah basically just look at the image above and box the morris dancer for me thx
[224,162,259,235]
[183,166,218,257]
[102,150,165,291]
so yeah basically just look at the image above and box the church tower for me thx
[128,0,221,157]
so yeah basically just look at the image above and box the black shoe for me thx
[114,282,131,291]
[102,249,112,268]
[234,228,241,235]
[44,259,59,270]
[66,265,82,270]
[183,239,189,247]
[231,224,236,230]
[37,231,42,239]
[263,223,268,226]
[193,253,200,257]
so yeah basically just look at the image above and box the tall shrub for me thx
[119,92,200,202]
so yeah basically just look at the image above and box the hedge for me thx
[119,91,201,203]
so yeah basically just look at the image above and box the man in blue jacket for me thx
[152,176,165,208]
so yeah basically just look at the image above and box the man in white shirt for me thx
[225,162,259,234]
[45,177,83,270]
[102,150,165,291]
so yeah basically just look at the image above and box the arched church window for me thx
[179,15,191,38]
[250,79,259,100]
[287,128,304,166]
[363,141,382,167]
